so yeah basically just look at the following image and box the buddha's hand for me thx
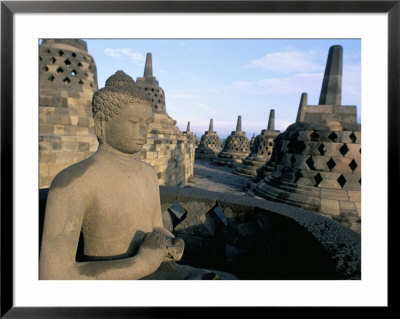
[137,232,167,272]
[165,237,185,261]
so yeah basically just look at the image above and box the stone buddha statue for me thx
[39,71,235,280]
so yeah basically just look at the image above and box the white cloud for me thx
[233,72,324,96]
[248,50,323,73]
[103,48,145,64]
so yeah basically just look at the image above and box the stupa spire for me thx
[209,119,214,132]
[236,116,242,132]
[267,109,275,130]
[143,53,153,78]
[318,45,343,105]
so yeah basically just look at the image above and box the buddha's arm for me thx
[39,178,166,280]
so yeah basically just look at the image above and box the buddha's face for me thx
[103,101,152,154]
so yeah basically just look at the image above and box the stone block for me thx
[76,126,89,136]
[40,124,54,135]
[320,199,340,215]
[330,157,353,173]
[78,142,90,152]
[39,163,49,176]
[51,141,62,152]
[70,116,79,126]
[348,190,361,202]
[339,200,356,212]
[318,172,342,189]
[39,152,56,163]
[54,125,65,135]
[64,125,77,135]
[78,117,90,127]
[55,152,76,163]
[320,188,348,200]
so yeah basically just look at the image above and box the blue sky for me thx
[85,39,361,139]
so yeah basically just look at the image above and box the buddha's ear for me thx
[94,112,106,143]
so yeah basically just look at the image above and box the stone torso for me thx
[81,152,159,258]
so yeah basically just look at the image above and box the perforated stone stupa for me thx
[183,121,199,147]
[136,53,195,186]
[254,45,361,232]
[234,109,280,177]
[212,116,250,167]
[195,119,223,160]
[39,39,99,188]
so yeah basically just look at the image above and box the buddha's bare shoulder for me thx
[49,156,98,192]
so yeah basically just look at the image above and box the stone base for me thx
[254,176,361,233]
[211,152,248,168]
[233,156,268,177]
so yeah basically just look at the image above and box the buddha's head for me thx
[92,71,152,154]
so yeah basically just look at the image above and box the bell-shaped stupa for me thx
[195,119,222,160]
[183,121,199,147]
[39,39,99,188]
[234,109,280,176]
[212,116,250,167]
[254,45,361,233]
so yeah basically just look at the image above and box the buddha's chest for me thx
[82,171,157,241]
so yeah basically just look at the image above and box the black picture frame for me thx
[1,0,396,317]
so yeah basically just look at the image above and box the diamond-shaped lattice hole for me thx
[64,59,71,67]
[79,80,84,85]
[51,57,56,64]
[310,130,319,141]
[43,66,49,72]
[359,178,361,184]
[327,157,336,171]
[337,175,347,188]
[349,159,357,172]
[287,139,306,155]
[305,157,316,170]
[290,155,296,167]
[78,62,83,68]
[71,70,77,76]
[349,132,357,143]
[340,144,349,156]
[39,56,43,61]
[58,50,64,56]
[63,77,71,85]
[314,173,323,187]
[328,131,338,142]
[317,143,326,156]
[46,49,51,54]
[56,67,64,73]
[90,82,93,87]
[293,170,303,183]
[71,52,76,58]
[48,75,55,82]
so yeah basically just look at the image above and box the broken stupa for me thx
[254,45,361,233]
[234,109,280,177]
[195,119,223,160]
[212,116,250,167]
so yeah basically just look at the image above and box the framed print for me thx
[1,0,396,317]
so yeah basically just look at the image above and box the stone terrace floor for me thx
[184,159,254,196]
